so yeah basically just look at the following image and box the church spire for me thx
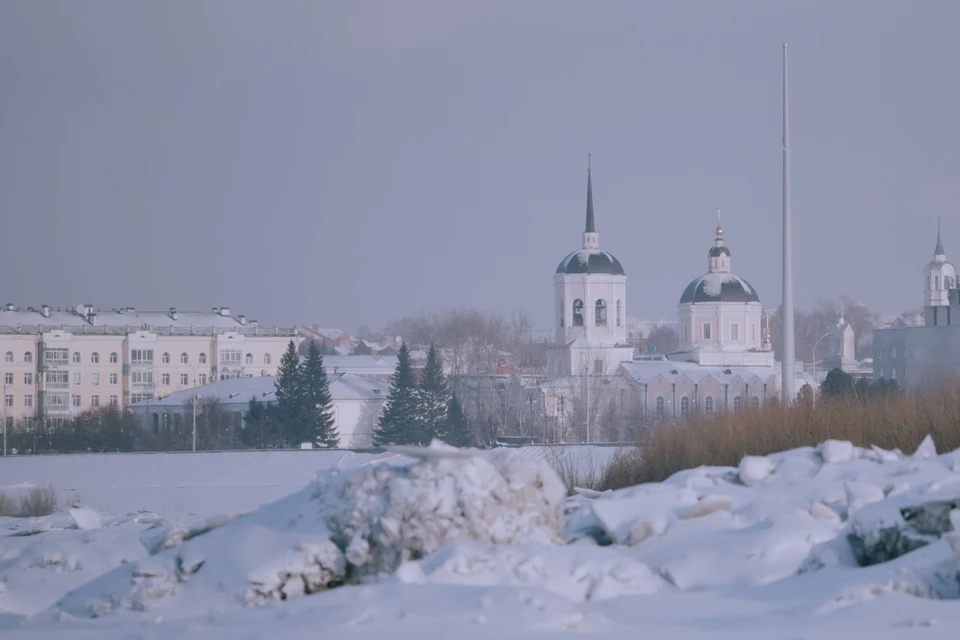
[707,205,731,273]
[935,217,945,256]
[582,154,600,249]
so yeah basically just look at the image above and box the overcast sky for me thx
[2,1,958,332]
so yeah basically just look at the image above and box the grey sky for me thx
[2,1,958,332]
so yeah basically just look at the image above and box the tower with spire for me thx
[923,219,957,324]
[548,160,632,376]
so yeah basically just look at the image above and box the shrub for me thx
[0,484,60,518]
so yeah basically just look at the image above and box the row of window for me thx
[682,322,759,342]
[3,350,275,366]
[875,347,903,359]
[3,351,33,364]
[563,299,623,328]
[69,394,119,408]
[4,372,33,385]
[653,394,761,417]
[3,371,214,388]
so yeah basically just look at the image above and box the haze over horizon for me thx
[2,1,958,332]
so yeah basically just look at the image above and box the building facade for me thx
[0,304,300,428]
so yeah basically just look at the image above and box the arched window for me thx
[751,396,761,409]
[245,353,254,365]
[91,352,99,364]
[162,352,171,364]
[655,396,665,421]
[72,352,81,364]
[704,396,715,414]
[616,300,622,327]
[4,351,12,364]
[263,353,272,365]
[733,396,742,412]
[935,275,940,290]
[199,353,207,365]
[680,396,690,415]
[109,352,118,364]
[559,301,564,327]
[180,352,189,364]
[572,299,584,326]
[595,300,607,326]
[24,351,33,363]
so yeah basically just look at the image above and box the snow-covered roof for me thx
[679,273,760,304]
[128,373,389,410]
[620,360,786,385]
[555,249,625,276]
[0,306,297,336]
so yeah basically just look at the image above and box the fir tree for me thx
[373,342,419,446]
[300,341,339,448]
[241,397,280,449]
[439,392,471,448]
[416,344,449,445]
[273,339,305,446]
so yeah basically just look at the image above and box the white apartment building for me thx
[0,304,300,428]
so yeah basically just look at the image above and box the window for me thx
[109,395,118,407]
[559,301,564,327]
[109,373,118,385]
[4,351,11,364]
[733,396,742,411]
[91,395,100,408]
[263,354,271,365]
[130,393,154,404]
[245,352,254,365]
[595,300,607,326]
[198,374,207,385]
[24,372,32,385]
[24,394,33,408]
[556,396,566,415]
[46,371,69,388]
[680,397,690,415]
[751,396,761,409]
[572,299,584,326]
[72,351,81,364]
[683,324,690,342]
[71,394,81,408]
[199,353,207,365]
[3,394,12,408]
[752,324,758,340]
[72,373,81,386]
[162,352,171,364]
[594,359,604,375]
[936,275,940,289]
[44,393,68,409]
[131,349,153,365]
[131,370,154,385]
[91,373,100,386]
[109,352,118,364]
[891,368,897,380]
[3,372,12,385]
[162,373,170,386]
[219,349,242,366]
[702,323,712,340]
[730,323,739,340]
[45,348,68,365]
[181,373,189,385]
[704,396,715,414]
[616,300,622,327]
[180,352,189,364]
[24,351,32,363]
[655,396,665,420]
[91,352,100,364]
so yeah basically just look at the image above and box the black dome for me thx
[708,246,731,258]
[680,273,760,304]
[556,250,625,276]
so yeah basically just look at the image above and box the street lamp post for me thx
[809,332,832,408]
[2,383,7,456]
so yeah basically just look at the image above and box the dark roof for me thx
[556,250,625,276]
[708,246,731,258]
[679,273,760,304]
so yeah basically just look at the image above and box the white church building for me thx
[544,166,801,428]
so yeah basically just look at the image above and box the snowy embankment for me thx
[0,439,959,638]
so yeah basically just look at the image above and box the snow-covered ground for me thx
[1,440,959,638]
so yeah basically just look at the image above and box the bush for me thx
[0,484,60,518]
[620,384,960,485]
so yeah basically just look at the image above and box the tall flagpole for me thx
[781,43,796,404]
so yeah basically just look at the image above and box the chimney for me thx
[89,313,98,326]
[219,307,230,317]
[40,304,50,318]
[238,314,246,325]
[3,303,12,311]
[169,307,178,321]
[85,304,93,316]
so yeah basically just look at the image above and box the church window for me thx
[733,396,742,412]
[680,396,690,415]
[751,396,761,409]
[655,396,665,421]
[594,359,603,375]
[683,324,689,342]
[559,301,564,327]
[616,300,622,327]
[572,300,584,326]
[730,323,739,340]
[702,323,712,340]
[935,275,940,290]
[704,396,715,414]
[595,300,607,326]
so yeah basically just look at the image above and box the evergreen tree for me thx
[416,344,449,445]
[373,342,419,446]
[438,392,471,448]
[274,340,305,446]
[301,341,339,448]
[821,367,855,399]
[241,397,281,449]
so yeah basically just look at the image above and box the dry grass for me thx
[0,484,60,518]
[544,448,605,494]
[613,385,960,487]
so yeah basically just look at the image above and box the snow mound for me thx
[54,442,566,617]
[819,439,856,464]
[738,455,775,485]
